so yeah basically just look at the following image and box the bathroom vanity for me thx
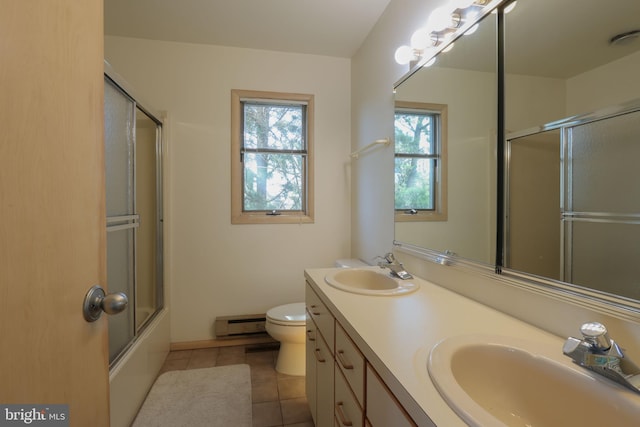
[304,267,640,426]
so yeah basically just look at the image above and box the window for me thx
[394,101,447,222]
[231,89,314,224]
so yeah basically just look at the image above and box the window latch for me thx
[266,210,281,216]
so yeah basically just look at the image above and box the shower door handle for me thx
[83,285,129,322]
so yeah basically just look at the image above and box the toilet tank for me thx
[334,258,369,268]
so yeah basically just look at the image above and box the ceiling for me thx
[104,0,392,58]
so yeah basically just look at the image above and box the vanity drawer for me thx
[335,322,365,405]
[335,366,363,427]
[306,281,335,352]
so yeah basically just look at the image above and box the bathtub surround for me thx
[132,364,252,426]
[110,308,170,427]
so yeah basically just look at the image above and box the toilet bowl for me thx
[265,302,306,376]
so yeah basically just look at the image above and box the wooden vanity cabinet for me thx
[305,314,317,423]
[306,281,418,427]
[335,366,363,427]
[306,283,335,427]
[335,323,365,404]
[366,364,417,427]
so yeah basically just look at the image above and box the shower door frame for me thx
[105,66,165,367]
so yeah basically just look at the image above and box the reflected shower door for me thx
[564,109,640,299]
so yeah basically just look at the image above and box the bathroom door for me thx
[0,1,110,426]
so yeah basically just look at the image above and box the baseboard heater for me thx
[214,314,267,339]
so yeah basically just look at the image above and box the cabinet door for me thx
[366,365,416,427]
[316,333,335,427]
[336,323,365,406]
[306,282,335,353]
[306,314,318,424]
[335,366,364,427]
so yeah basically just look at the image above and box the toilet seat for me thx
[266,302,306,326]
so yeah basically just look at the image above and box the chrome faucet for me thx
[377,252,413,280]
[563,322,640,393]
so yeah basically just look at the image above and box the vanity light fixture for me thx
[395,0,496,66]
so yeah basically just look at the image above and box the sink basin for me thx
[324,268,418,296]
[428,334,640,426]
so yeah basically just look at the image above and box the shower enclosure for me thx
[104,74,164,365]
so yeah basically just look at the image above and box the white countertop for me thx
[304,266,574,426]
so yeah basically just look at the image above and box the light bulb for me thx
[465,24,479,35]
[411,29,431,50]
[492,1,517,14]
[423,57,437,68]
[394,45,416,65]
[426,5,454,32]
[451,0,476,8]
[505,1,517,13]
[442,42,455,53]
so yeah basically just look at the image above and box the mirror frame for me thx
[392,0,640,320]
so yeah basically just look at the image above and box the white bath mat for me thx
[132,364,252,427]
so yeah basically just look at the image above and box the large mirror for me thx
[393,11,498,266]
[394,0,640,308]
[503,0,640,302]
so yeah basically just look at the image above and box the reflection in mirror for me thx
[394,12,497,265]
[504,0,640,301]
[506,129,561,280]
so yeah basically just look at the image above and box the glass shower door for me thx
[105,79,137,362]
[104,76,164,365]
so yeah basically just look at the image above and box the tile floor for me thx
[159,343,314,427]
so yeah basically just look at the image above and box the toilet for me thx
[265,260,367,375]
[335,258,369,268]
[265,302,306,376]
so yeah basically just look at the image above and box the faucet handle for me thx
[580,322,612,352]
[383,252,396,263]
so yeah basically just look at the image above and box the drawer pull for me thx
[337,350,354,370]
[314,348,326,363]
[306,330,316,341]
[335,402,353,426]
[309,304,321,315]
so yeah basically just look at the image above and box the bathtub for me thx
[109,308,170,427]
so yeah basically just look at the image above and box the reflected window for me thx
[394,101,447,222]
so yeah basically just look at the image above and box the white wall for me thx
[566,49,640,115]
[105,37,352,342]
